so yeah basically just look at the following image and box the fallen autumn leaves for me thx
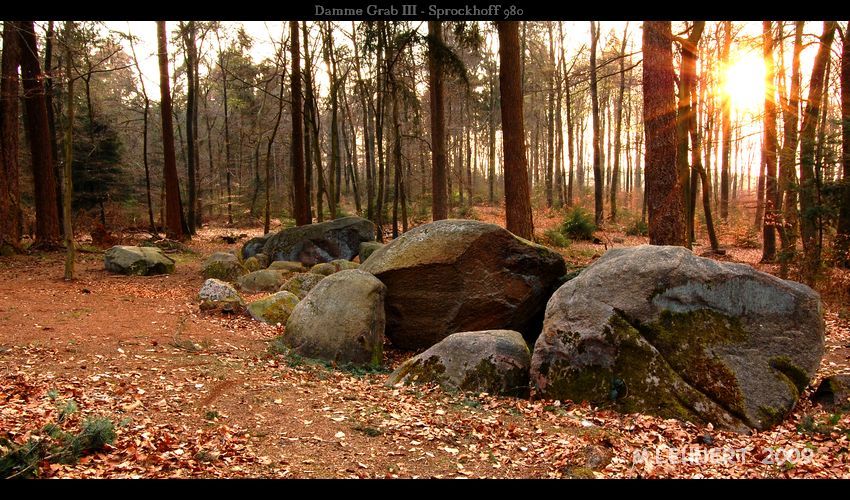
[1,228,849,478]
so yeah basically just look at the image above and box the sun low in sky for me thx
[722,49,767,115]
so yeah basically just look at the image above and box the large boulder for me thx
[279,272,325,299]
[386,330,531,397]
[104,245,175,276]
[202,252,246,282]
[530,245,825,432]
[241,235,271,260]
[245,217,375,266]
[199,279,245,313]
[360,219,567,350]
[247,291,300,325]
[310,259,359,276]
[236,269,291,293]
[281,270,386,368]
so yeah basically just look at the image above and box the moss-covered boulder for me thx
[359,241,384,263]
[247,291,300,325]
[530,245,825,432]
[104,245,175,276]
[201,252,245,282]
[279,272,325,299]
[199,278,245,313]
[268,260,308,273]
[310,259,360,276]
[235,269,291,293]
[241,235,272,260]
[360,219,567,350]
[281,270,386,368]
[386,330,531,397]
[243,256,262,273]
[244,217,375,266]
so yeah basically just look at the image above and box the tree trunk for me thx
[290,21,309,226]
[720,21,732,220]
[799,21,837,283]
[0,22,22,252]
[762,22,780,262]
[157,21,185,240]
[179,22,198,234]
[611,24,629,222]
[428,21,449,221]
[44,21,64,237]
[545,22,555,208]
[777,22,804,274]
[643,21,686,246]
[566,70,575,207]
[590,21,604,225]
[19,21,61,249]
[837,21,850,267]
[128,31,156,234]
[218,38,233,226]
[63,21,75,279]
[497,22,534,240]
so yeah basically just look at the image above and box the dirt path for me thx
[1,228,849,478]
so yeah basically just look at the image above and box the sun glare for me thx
[722,51,766,114]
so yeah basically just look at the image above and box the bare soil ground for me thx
[1,208,849,478]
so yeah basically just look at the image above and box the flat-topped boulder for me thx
[104,245,175,276]
[360,219,567,350]
[530,245,825,432]
[242,217,375,266]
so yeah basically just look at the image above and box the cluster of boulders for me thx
[193,215,829,432]
[197,217,386,368]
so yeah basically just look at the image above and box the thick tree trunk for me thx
[762,22,780,262]
[429,21,449,221]
[777,22,803,274]
[157,21,185,240]
[19,21,61,248]
[0,22,22,251]
[290,21,309,226]
[643,21,686,246]
[799,21,837,283]
[44,21,64,237]
[497,22,534,240]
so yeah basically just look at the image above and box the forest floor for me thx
[2,204,850,478]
